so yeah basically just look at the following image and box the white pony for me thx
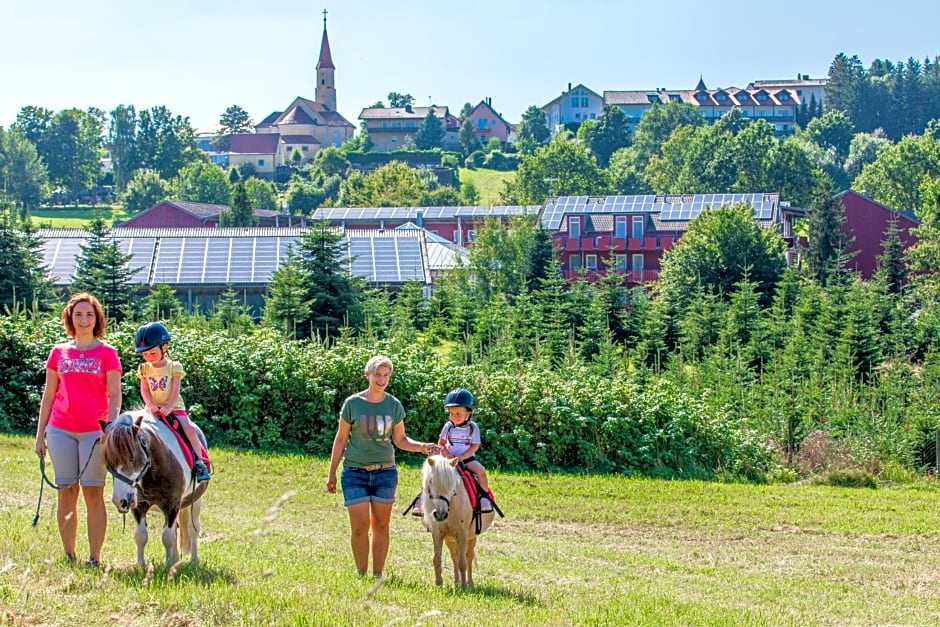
[419,454,494,586]
[100,410,207,569]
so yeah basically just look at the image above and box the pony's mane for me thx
[101,413,140,469]
[422,455,458,495]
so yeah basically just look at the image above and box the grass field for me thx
[2,432,940,626]
[458,168,515,205]
[29,206,127,229]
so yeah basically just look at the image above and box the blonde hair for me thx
[61,292,107,338]
[364,354,393,375]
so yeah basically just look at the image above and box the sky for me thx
[4,0,940,134]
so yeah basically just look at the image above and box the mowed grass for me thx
[459,167,515,205]
[2,432,940,626]
[29,206,127,229]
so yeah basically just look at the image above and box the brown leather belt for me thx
[356,462,395,471]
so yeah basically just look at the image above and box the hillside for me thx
[458,167,515,205]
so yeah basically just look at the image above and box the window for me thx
[568,216,581,238]
[581,97,589,107]
[585,254,597,270]
[647,95,659,103]
[614,255,626,271]
[257,159,265,166]
[757,93,767,101]
[301,146,308,151]
[631,216,644,238]
[615,216,627,237]
[571,97,580,108]
[632,254,644,272]
[477,118,487,129]
[570,256,582,271]
[575,113,582,120]
[669,94,680,102]
[467,229,476,243]
[590,113,596,119]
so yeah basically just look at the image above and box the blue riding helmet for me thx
[135,322,171,353]
[444,388,475,410]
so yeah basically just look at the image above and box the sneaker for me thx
[194,461,211,482]
[479,497,493,513]
[84,557,100,569]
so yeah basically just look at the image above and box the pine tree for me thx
[415,108,445,150]
[874,215,907,294]
[263,250,312,339]
[141,283,183,320]
[0,211,55,310]
[297,222,363,340]
[804,195,857,287]
[220,182,257,227]
[71,215,139,322]
[458,118,482,157]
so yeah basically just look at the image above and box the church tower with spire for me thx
[316,9,337,111]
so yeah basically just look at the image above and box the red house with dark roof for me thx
[120,200,303,228]
[838,190,919,279]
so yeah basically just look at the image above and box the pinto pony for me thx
[100,410,208,569]
[419,454,494,587]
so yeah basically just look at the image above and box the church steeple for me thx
[315,9,337,111]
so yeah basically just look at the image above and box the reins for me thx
[32,438,100,528]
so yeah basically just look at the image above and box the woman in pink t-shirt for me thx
[34,293,123,567]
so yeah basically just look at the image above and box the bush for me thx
[482,151,520,171]
[465,151,485,169]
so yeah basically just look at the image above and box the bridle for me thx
[107,433,152,489]
[425,481,458,508]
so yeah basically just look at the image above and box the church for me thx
[227,11,356,177]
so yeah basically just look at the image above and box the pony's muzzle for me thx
[433,511,449,521]
[113,494,136,513]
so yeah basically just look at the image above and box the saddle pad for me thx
[456,463,493,510]
[160,413,210,471]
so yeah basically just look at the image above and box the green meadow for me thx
[2,433,939,626]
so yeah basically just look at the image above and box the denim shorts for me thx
[340,465,398,506]
[46,425,107,487]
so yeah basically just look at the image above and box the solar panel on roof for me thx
[203,239,231,283]
[120,237,155,284]
[228,238,255,283]
[153,238,183,283]
[177,239,207,283]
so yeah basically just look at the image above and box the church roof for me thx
[276,105,316,125]
[317,24,334,70]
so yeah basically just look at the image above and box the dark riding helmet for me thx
[135,322,171,353]
[444,388,475,410]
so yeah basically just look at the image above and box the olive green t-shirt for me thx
[340,393,405,467]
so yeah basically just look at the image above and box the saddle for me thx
[455,463,504,534]
[158,413,211,473]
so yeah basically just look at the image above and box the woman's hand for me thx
[35,433,46,458]
[326,472,337,493]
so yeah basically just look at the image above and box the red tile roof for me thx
[230,133,281,154]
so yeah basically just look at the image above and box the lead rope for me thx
[33,439,100,528]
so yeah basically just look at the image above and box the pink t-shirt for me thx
[46,342,122,432]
